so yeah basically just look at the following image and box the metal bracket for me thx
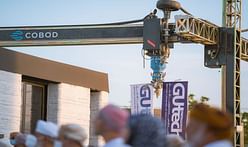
[204,27,235,68]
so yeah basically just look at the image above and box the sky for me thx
[0,0,247,111]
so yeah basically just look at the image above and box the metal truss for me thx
[175,1,245,144]
[241,38,248,62]
[175,15,218,45]
[224,0,242,146]
[0,1,246,145]
[225,0,242,29]
[175,14,248,63]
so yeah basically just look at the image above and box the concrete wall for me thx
[89,91,109,146]
[47,83,91,145]
[0,70,22,144]
[0,71,109,146]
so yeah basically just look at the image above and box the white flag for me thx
[130,84,154,115]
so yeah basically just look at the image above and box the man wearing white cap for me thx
[58,124,87,147]
[35,120,59,147]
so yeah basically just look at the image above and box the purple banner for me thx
[162,81,188,139]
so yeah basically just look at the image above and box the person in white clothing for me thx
[58,124,87,147]
[186,103,233,147]
[94,104,129,147]
[166,134,186,147]
[35,120,59,147]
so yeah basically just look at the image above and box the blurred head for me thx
[25,134,37,147]
[94,104,129,137]
[166,134,185,147]
[15,134,37,147]
[126,114,166,147]
[58,124,87,147]
[35,120,59,147]
[9,132,21,146]
[186,103,233,147]
[14,134,26,147]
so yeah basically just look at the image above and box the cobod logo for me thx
[10,31,58,41]
[10,31,24,41]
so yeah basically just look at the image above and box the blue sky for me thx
[0,0,248,111]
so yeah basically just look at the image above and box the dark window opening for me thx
[21,78,47,134]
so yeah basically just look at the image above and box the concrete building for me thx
[0,47,109,146]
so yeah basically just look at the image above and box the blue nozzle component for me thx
[150,56,166,81]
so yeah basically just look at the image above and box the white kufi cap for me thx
[35,120,59,138]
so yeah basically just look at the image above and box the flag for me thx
[130,84,154,115]
[162,81,188,139]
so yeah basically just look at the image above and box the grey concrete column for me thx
[47,83,91,145]
[89,91,108,146]
[0,70,22,144]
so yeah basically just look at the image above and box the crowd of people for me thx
[0,103,234,147]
